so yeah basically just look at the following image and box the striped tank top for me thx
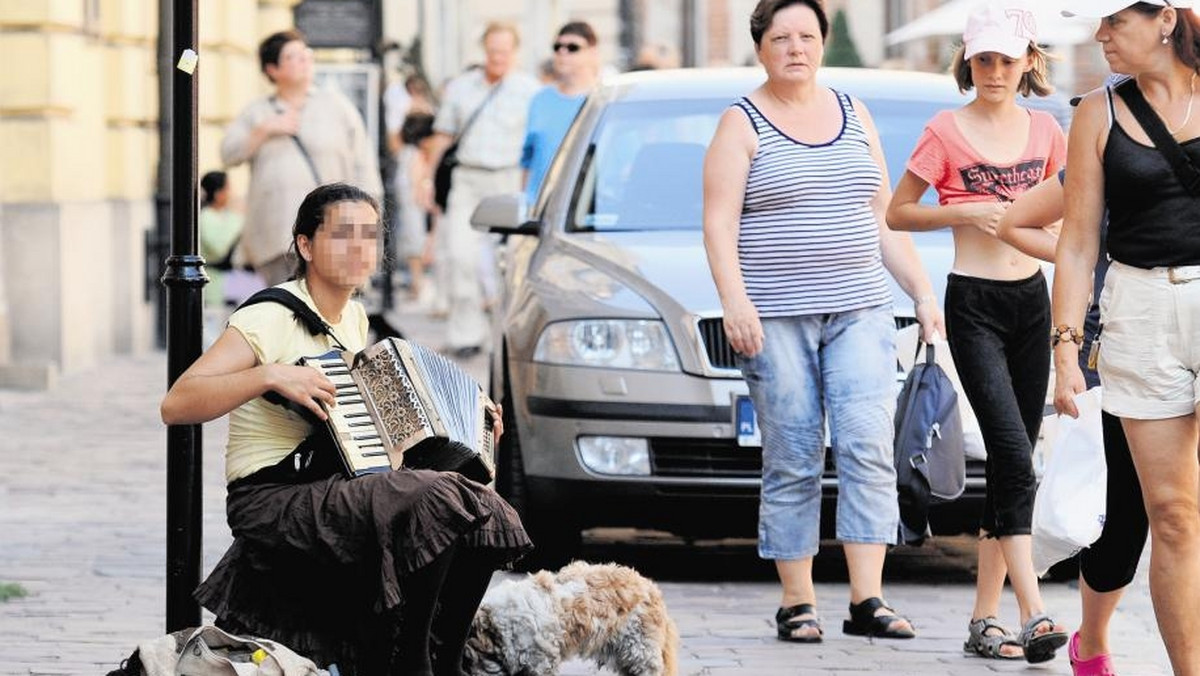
[735,92,891,317]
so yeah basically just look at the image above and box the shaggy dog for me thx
[464,561,679,676]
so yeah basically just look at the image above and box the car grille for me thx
[650,436,986,481]
[650,438,762,478]
[697,318,738,370]
[697,316,920,370]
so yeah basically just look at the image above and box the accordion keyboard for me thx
[305,354,392,476]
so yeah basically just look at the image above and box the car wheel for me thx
[499,372,581,571]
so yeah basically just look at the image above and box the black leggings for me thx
[945,271,1050,537]
[391,541,494,676]
[1077,412,1150,591]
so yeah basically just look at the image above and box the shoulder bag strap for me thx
[452,79,505,146]
[237,287,348,351]
[270,96,322,185]
[1116,78,1200,197]
[290,136,322,186]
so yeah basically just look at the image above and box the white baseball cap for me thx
[1061,0,1195,19]
[963,1,1038,61]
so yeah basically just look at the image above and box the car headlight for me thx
[533,319,680,371]
[577,436,651,476]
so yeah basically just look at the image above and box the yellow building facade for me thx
[0,0,299,388]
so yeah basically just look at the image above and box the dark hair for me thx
[950,43,1055,97]
[404,73,432,99]
[1127,2,1200,72]
[259,29,306,81]
[289,183,381,279]
[557,21,598,46]
[400,112,435,146]
[750,0,829,47]
[200,170,227,208]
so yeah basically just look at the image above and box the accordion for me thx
[300,337,496,484]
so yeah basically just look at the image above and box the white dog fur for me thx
[464,561,679,676]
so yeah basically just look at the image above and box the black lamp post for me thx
[161,0,206,632]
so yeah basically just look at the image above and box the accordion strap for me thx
[237,287,349,351]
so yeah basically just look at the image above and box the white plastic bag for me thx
[1032,387,1106,576]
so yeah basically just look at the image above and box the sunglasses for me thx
[552,42,584,53]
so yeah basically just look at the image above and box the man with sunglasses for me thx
[521,22,601,205]
[423,22,539,359]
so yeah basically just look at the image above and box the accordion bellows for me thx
[302,337,495,484]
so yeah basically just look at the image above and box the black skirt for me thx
[193,467,531,667]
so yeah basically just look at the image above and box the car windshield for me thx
[569,96,959,232]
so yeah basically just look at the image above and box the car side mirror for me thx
[470,194,538,235]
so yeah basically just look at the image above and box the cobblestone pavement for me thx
[0,298,1175,675]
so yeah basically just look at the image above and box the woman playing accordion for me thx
[160,183,530,676]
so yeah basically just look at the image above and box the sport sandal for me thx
[1019,613,1068,664]
[775,603,823,643]
[842,597,916,639]
[964,617,1023,660]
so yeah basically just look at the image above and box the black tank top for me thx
[1104,88,1200,268]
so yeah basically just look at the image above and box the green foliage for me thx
[0,582,27,602]
[826,9,864,68]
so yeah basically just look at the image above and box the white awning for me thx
[885,0,1096,47]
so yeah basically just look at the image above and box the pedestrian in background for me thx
[385,73,436,159]
[220,29,382,286]
[704,0,943,644]
[887,0,1067,663]
[630,42,681,70]
[397,111,437,304]
[522,21,600,205]
[199,170,245,342]
[199,171,241,310]
[1052,1,1200,673]
[421,22,539,359]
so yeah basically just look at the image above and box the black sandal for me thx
[775,603,823,643]
[842,597,916,639]
[1018,613,1068,664]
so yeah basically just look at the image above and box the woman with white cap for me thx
[1054,2,1200,674]
[887,0,1068,663]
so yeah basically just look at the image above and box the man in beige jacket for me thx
[222,30,382,285]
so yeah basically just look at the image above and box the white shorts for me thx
[1099,261,1200,419]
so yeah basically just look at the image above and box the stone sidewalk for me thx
[0,301,1176,675]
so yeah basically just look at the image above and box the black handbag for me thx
[434,81,504,211]
[433,140,460,211]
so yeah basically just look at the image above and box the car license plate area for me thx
[735,396,762,447]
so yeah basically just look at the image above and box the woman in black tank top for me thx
[1054,3,1200,674]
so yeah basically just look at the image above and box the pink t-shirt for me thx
[906,108,1066,205]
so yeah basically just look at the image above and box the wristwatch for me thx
[1051,324,1083,347]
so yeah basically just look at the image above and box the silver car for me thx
[472,67,1070,565]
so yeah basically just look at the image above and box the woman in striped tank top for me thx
[703,0,945,644]
[887,0,1068,664]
